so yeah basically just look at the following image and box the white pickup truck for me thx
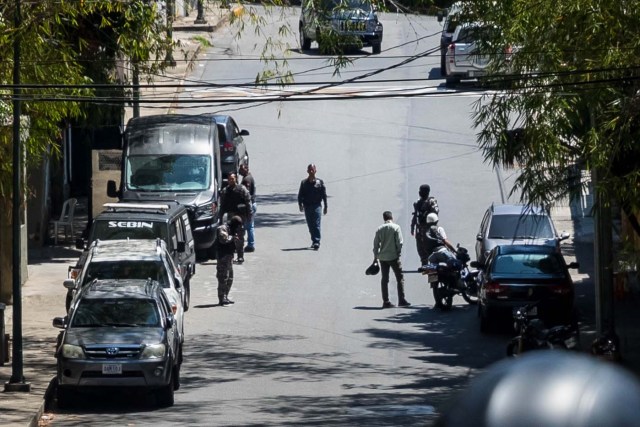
[444,23,494,86]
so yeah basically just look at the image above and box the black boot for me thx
[219,294,228,306]
[224,294,235,304]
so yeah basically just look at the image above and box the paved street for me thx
[1,4,639,427]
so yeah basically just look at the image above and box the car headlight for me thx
[141,343,166,359]
[61,344,85,359]
[194,202,215,220]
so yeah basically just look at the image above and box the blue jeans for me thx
[246,202,256,248]
[304,204,322,244]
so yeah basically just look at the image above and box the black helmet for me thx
[419,184,431,198]
[436,351,640,427]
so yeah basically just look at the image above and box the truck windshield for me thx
[126,154,211,191]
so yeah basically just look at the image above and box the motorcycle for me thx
[421,245,479,310]
[506,302,580,357]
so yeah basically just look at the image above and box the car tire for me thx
[183,278,191,312]
[446,75,460,87]
[156,374,175,407]
[299,25,311,50]
[56,386,74,409]
[173,364,181,391]
[440,50,447,77]
[372,43,381,54]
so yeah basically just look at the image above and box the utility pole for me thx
[165,0,176,66]
[5,0,30,394]
[195,0,207,24]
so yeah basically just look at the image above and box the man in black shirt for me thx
[297,164,328,250]
[239,164,256,252]
[220,173,251,263]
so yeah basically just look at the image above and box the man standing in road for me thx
[220,173,252,263]
[216,216,243,306]
[373,211,410,308]
[297,163,328,250]
[239,164,256,253]
[410,184,439,268]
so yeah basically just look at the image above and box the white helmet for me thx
[426,213,439,225]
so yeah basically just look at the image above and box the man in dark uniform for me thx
[216,216,243,306]
[239,164,256,252]
[297,163,328,250]
[410,184,439,267]
[220,173,252,263]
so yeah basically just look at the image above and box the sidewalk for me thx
[0,7,228,426]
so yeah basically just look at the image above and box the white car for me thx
[64,239,186,343]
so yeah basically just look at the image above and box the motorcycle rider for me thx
[425,213,456,264]
[411,184,439,267]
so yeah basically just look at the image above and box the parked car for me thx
[445,22,499,86]
[299,0,383,54]
[63,239,186,344]
[54,278,181,408]
[75,201,196,302]
[475,203,570,265]
[437,1,462,76]
[474,244,579,332]
[212,115,250,183]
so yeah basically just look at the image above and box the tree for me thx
[0,1,173,301]
[462,0,640,241]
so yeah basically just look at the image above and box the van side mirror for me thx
[75,238,86,250]
[176,241,186,253]
[240,129,250,136]
[107,180,119,198]
[559,232,570,241]
[63,279,76,290]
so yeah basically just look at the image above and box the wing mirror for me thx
[559,232,570,241]
[63,279,76,290]
[476,233,483,242]
[53,316,67,329]
[568,261,580,269]
[240,129,250,136]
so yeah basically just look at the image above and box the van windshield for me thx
[126,154,211,191]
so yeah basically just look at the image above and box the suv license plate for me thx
[102,364,122,375]
[428,273,439,283]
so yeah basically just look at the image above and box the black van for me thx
[108,114,223,259]
[75,201,196,306]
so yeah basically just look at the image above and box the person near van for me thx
[410,184,439,267]
[297,163,328,250]
[216,216,243,306]
[220,173,252,263]
[373,211,410,309]
[239,164,256,252]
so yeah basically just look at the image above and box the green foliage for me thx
[465,0,640,237]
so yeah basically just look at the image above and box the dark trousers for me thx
[216,254,234,299]
[380,259,405,303]
[415,225,430,265]
[304,204,322,244]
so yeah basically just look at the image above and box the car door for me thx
[476,209,491,262]
[229,118,248,166]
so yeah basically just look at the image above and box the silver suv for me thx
[299,0,383,54]
[64,239,185,345]
[475,204,570,264]
[54,279,181,408]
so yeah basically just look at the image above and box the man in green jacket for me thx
[373,211,410,308]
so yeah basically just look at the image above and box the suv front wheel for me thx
[372,43,381,54]
[299,24,311,50]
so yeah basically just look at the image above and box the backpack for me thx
[416,197,439,225]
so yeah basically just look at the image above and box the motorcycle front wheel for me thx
[460,279,479,305]
[433,283,453,310]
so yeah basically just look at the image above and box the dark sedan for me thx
[473,244,579,332]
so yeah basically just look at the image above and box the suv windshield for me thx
[488,214,554,239]
[83,261,168,288]
[126,154,211,191]
[72,298,160,327]
[91,220,168,242]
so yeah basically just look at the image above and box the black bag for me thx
[366,261,380,276]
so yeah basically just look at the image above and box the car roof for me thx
[493,244,557,255]
[81,278,162,300]
[95,201,187,222]
[490,204,549,216]
[87,239,167,262]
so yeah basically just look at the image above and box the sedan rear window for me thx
[488,214,554,239]
[493,253,563,275]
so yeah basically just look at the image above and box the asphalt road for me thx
[50,8,520,425]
